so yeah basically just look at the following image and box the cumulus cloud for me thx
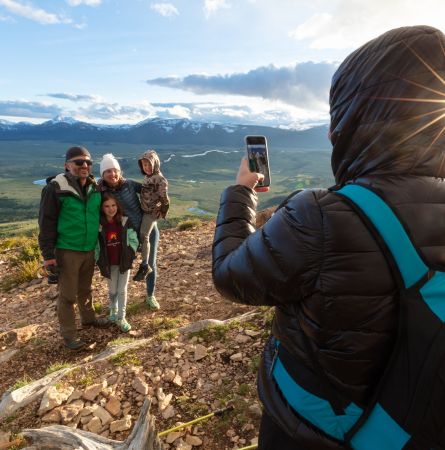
[146,61,337,109]
[203,0,230,18]
[0,97,329,128]
[77,102,156,123]
[66,0,101,5]
[151,101,328,129]
[150,3,179,17]
[45,92,102,102]
[0,0,71,24]
[289,0,445,49]
[0,100,62,118]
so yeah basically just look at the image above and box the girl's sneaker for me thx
[117,318,132,333]
[145,295,160,310]
[109,308,118,322]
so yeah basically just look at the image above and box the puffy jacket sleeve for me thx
[212,185,323,306]
[38,182,60,261]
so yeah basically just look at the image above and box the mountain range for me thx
[0,117,330,149]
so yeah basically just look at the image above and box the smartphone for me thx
[245,135,271,188]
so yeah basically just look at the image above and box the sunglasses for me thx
[69,159,93,166]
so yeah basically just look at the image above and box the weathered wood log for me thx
[0,368,71,420]
[178,310,260,334]
[22,398,162,450]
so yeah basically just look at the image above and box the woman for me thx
[98,153,160,310]
[212,26,445,449]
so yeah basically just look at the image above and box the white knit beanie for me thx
[100,153,121,176]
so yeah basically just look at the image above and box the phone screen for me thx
[246,135,271,187]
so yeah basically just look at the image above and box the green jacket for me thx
[38,173,101,260]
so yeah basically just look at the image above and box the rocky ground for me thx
[0,221,273,449]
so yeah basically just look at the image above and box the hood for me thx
[330,25,445,185]
[138,150,161,176]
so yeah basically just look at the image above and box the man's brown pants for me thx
[56,248,96,340]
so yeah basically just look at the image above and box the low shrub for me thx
[177,218,202,231]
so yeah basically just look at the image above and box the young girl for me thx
[96,192,139,332]
[132,150,170,295]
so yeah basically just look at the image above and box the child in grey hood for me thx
[133,150,170,288]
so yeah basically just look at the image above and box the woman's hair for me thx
[100,192,123,225]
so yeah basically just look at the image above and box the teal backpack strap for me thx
[336,184,428,289]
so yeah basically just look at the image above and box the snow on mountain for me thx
[47,115,80,125]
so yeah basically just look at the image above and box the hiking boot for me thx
[145,295,160,310]
[83,317,111,328]
[109,308,117,322]
[133,263,153,282]
[117,318,132,333]
[64,337,86,351]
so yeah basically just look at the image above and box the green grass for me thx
[177,218,202,231]
[249,355,261,374]
[77,371,96,388]
[111,350,141,366]
[158,329,179,341]
[151,316,184,330]
[45,361,72,375]
[0,235,41,290]
[108,337,135,346]
[0,220,38,238]
[189,322,239,343]
[11,375,34,391]
[126,299,149,317]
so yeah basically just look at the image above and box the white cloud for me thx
[45,92,102,102]
[150,3,179,17]
[289,0,445,50]
[0,96,329,129]
[146,61,337,109]
[66,0,101,6]
[203,0,230,18]
[167,104,191,118]
[0,0,71,24]
[77,101,156,123]
[0,100,62,118]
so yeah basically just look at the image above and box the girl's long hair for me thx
[100,192,123,226]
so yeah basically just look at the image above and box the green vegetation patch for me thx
[10,375,34,391]
[108,337,135,347]
[158,329,179,341]
[0,235,42,291]
[111,350,141,367]
[177,218,202,231]
[189,321,239,343]
[152,316,184,330]
[45,361,72,375]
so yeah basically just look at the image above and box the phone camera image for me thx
[245,135,271,188]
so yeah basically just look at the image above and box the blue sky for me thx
[1,0,445,129]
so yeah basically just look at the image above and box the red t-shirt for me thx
[104,220,121,265]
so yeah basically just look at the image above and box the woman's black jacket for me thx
[212,26,445,448]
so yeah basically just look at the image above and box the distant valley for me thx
[0,117,334,236]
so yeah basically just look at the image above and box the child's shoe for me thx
[133,263,153,281]
[109,308,117,322]
[145,295,160,310]
[117,318,132,333]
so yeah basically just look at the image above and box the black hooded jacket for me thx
[212,26,445,448]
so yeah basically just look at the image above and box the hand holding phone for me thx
[236,157,266,190]
[245,135,271,191]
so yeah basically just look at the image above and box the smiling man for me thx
[38,146,109,350]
